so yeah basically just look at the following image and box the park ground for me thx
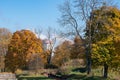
[16,66,120,80]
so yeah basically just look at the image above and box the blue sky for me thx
[0,0,120,33]
[0,0,64,32]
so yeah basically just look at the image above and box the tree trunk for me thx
[87,19,92,75]
[87,57,91,74]
[47,56,50,64]
[103,63,108,78]
[86,52,92,75]
[47,54,52,65]
[86,46,92,75]
[1,68,4,72]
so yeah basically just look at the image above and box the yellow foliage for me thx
[15,69,23,74]
[89,6,120,68]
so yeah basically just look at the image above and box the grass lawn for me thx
[16,67,119,80]
[67,72,110,80]
[18,75,53,80]
[67,67,119,80]
[17,74,113,80]
[17,72,117,80]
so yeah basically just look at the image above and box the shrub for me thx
[62,59,85,68]
[58,66,72,75]
[45,64,58,69]
[15,69,23,75]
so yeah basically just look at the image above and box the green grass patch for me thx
[16,67,119,80]
[18,75,53,80]
[68,73,111,80]
[68,67,117,80]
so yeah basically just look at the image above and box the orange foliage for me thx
[52,41,72,67]
[5,30,43,72]
[70,36,85,59]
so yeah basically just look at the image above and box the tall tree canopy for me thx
[5,30,43,72]
[0,28,12,72]
[87,6,120,78]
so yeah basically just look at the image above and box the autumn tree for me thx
[70,36,85,59]
[87,6,120,78]
[5,30,43,72]
[58,0,111,74]
[0,28,12,72]
[52,40,72,67]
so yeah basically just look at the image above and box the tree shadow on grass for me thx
[68,74,107,80]
[70,67,107,80]
[84,76,107,80]
[72,67,87,73]
[68,74,86,79]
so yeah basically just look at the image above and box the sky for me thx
[0,0,120,33]
[0,0,64,32]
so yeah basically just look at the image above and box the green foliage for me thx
[92,37,114,66]
[87,6,120,68]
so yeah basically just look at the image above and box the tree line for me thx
[0,28,85,72]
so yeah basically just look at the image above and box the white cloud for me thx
[39,34,47,40]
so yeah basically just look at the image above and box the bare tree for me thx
[58,0,82,38]
[34,27,57,66]
[46,27,57,65]
[58,0,112,74]
[34,28,42,39]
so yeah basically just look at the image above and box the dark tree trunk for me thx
[1,68,4,72]
[47,55,50,64]
[87,57,91,74]
[103,63,108,78]
[86,45,92,75]
[87,19,92,75]
[47,53,52,65]
[86,52,92,74]
[82,32,92,75]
